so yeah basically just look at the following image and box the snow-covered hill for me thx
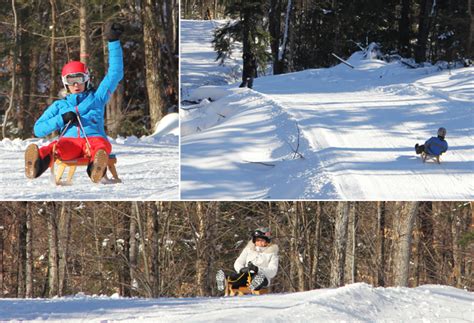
[1,283,472,322]
[180,20,474,200]
[0,113,179,200]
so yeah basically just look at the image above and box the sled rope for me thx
[75,106,92,157]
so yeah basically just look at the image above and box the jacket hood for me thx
[245,240,279,254]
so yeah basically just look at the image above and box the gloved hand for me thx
[107,22,123,41]
[239,267,249,274]
[248,262,259,274]
[62,111,78,125]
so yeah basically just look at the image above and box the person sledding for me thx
[415,127,448,161]
[24,22,124,183]
[216,227,279,295]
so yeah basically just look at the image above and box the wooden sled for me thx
[224,276,269,296]
[51,153,121,185]
[421,152,441,164]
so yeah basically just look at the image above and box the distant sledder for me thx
[216,227,279,296]
[24,23,124,184]
[415,127,448,163]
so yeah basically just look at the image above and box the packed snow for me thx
[0,283,472,322]
[180,19,242,100]
[180,20,474,200]
[0,113,179,200]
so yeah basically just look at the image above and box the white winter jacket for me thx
[234,240,279,285]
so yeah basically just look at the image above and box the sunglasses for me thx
[63,73,89,86]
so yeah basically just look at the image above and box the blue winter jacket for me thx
[424,136,448,156]
[34,41,123,140]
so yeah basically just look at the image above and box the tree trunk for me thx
[134,202,152,297]
[344,202,357,284]
[415,0,435,63]
[269,0,283,74]
[399,0,411,57]
[129,208,138,295]
[310,202,321,289]
[195,202,209,296]
[376,201,386,287]
[120,211,131,297]
[393,202,419,287]
[57,202,71,296]
[239,8,257,88]
[17,204,27,298]
[47,208,59,297]
[330,202,349,287]
[48,0,57,104]
[468,0,474,57]
[0,218,4,297]
[79,0,89,66]
[2,0,19,139]
[150,202,161,297]
[25,205,33,298]
[143,0,166,129]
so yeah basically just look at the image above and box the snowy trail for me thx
[0,283,472,322]
[254,62,474,199]
[181,20,474,200]
[180,20,242,99]
[0,115,179,200]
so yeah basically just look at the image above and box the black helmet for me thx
[252,227,272,243]
[437,127,447,138]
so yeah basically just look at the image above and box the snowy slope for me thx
[0,114,179,200]
[180,19,242,99]
[180,20,474,200]
[1,283,472,322]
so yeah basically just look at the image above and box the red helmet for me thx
[61,61,90,89]
[61,61,88,77]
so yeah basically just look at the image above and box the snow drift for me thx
[1,283,471,322]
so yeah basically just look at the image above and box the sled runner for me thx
[421,152,441,164]
[224,276,269,296]
[50,119,121,185]
[51,153,121,185]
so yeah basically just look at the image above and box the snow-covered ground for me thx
[180,19,242,99]
[180,20,474,200]
[0,283,472,322]
[0,113,179,200]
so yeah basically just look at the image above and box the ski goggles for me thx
[62,73,89,86]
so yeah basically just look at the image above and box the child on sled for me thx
[415,127,448,157]
[25,23,123,183]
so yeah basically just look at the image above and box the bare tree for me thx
[330,202,349,287]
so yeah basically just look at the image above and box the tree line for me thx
[0,0,178,140]
[184,0,473,81]
[0,201,472,298]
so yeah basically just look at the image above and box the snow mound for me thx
[1,283,471,322]
[152,113,179,137]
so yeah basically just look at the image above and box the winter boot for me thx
[415,143,425,155]
[25,144,50,179]
[249,273,267,291]
[216,270,226,292]
[87,149,108,183]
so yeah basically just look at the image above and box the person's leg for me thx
[249,273,268,291]
[415,144,425,154]
[228,272,250,289]
[86,137,112,183]
[25,141,56,179]
[54,138,86,161]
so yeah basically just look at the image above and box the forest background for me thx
[0,0,179,140]
[0,201,472,298]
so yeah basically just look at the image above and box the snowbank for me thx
[1,283,471,322]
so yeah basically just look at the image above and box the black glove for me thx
[107,22,123,42]
[62,111,78,125]
[239,267,249,274]
[248,262,259,274]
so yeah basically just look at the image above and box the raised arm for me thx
[95,23,124,105]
